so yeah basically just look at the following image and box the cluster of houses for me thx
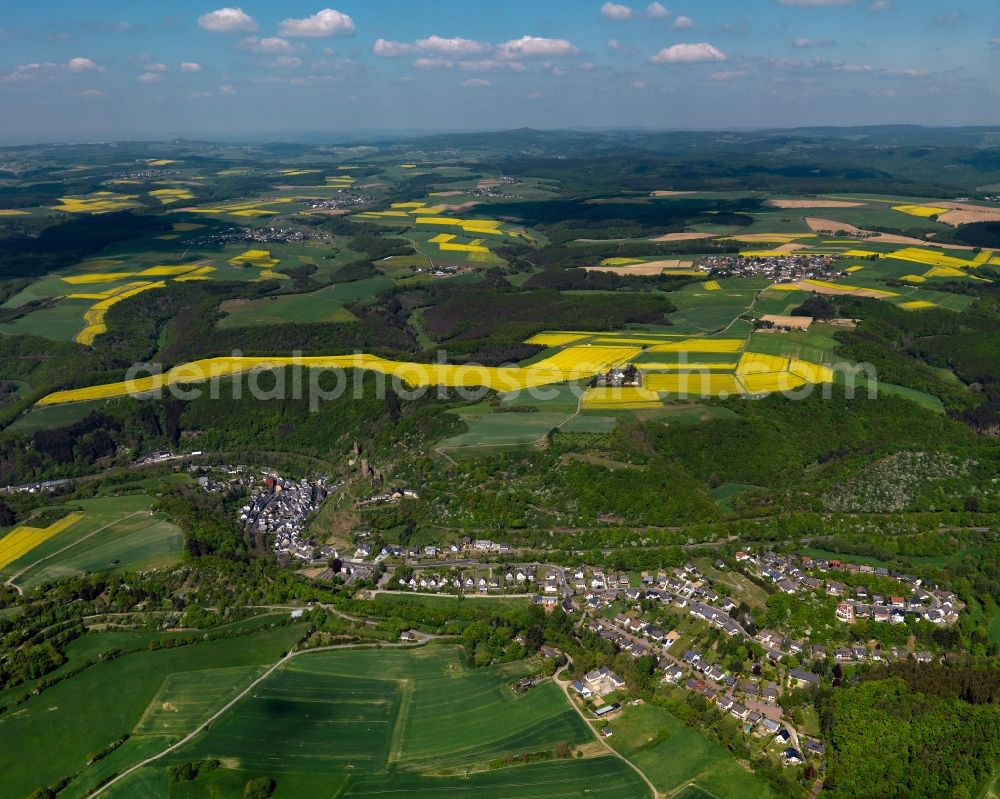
[356,486,420,508]
[396,566,541,593]
[738,550,961,626]
[700,252,846,283]
[189,223,322,247]
[229,472,335,560]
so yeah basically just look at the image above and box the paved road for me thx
[554,655,662,799]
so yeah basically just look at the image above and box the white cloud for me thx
[374,35,489,58]
[834,62,872,72]
[601,2,634,21]
[497,35,579,58]
[991,37,1000,48]
[780,0,856,5]
[891,68,927,77]
[67,56,101,72]
[646,2,671,19]
[416,35,490,55]
[1,59,109,82]
[138,72,162,82]
[792,36,836,48]
[629,79,648,89]
[461,77,491,87]
[373,39,414,57]
[143,62,168,72]
[673,15,694,29]
[180,61,202,72]
[278,8,356,37]
[869,0,893,11]
[197,7,257,33]
[709,69,746,81]
[80,88,106,97]
[238,36,297,54]
[650,42,726,63]
[218,84,236,94]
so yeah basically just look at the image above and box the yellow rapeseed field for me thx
[740,372,808,393]
[228,250,279,267]
[842,249,880,258]
[901,274,927,283]
[788,359,835,384]
[885,248,974,270]
[0,512,84,570]
[75,281,166,345]
[923,266,967,278]
[580,386,663,409]
[736,352,790,375]
[0,210,30,216]
[62,273,135,285]
[49,193,140,214]
[149,188,194,204]
[644,373,743,396]
[600,258,645,266]
[37,346,643,406]
[891,204,949,218]
[898,300,937,310]
[703,280,721,290]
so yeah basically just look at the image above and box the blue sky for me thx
[2,1,1000,141]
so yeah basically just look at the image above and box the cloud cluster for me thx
[67,57,101,72]
[238,36,300,54]
[650,43,726,63]
[1,57,102,82]
[278,8,356,38]
[600,2,673,21]
[374,34,579,65]
[197,7,257,33]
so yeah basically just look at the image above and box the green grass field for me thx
[0,622,307,799]
[0,297,93,341]
[133,665,267,735]
[152,646,648,797]
[440,409,571,447]
[0,494,184,589]
[5,398,111,434]
[605,703,772,799]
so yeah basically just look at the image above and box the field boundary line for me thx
[386,677,413,764]
[4,510,147,595]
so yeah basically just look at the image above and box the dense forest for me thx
[822,678,1000,799]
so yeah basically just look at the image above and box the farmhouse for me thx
[584,666,626,697]
[760,314,813,331]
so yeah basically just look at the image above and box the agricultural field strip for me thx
[0,512,84,572]
[87,643,620,799]
[86,642,430,799]
[4,510,150,593]
[37,347,643,406]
